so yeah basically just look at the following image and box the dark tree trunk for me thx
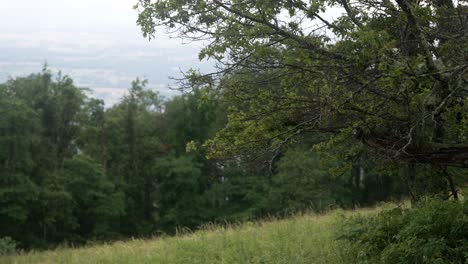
[443,167,459,200]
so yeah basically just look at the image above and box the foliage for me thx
[263,147,350,214]
[62,155,125,240]
[137,0,468,168]
[152,156,207,230]
[206,164,270,221]
[338,199,468,263]
[0,237,17,256]
[0,70,129,248]
[0,97,40,243]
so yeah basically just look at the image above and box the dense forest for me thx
[1,0,467,260]
[0,69,409,249]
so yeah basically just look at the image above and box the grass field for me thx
[0,207,382,264]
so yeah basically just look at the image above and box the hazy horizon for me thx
[0,0,212,105]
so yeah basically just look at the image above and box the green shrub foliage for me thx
[338,199,468,263]
[0,237,17,255]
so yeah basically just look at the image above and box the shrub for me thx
[0,237,17,255]
[337,199,468,263]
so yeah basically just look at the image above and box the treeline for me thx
[1,69,404,249]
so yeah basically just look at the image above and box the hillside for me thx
[0,207,379,264]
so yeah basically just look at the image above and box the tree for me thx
[163,87,224,153]
[78,98,108,169]
[0,97,40,244]
[136,0,467,168]
[4,69,87,171]
[62,155,124,241]
[104,79,164,235]
[264,147,349,214]
[152,155,207,231]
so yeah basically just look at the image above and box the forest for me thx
[1,0,467,262]
[0,69,409,249]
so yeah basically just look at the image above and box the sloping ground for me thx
[1,208,379,264]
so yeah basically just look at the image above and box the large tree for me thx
[136,0,467,169]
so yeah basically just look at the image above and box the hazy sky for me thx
[0,0,211,105]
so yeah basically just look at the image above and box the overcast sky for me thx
[0,0,211,105]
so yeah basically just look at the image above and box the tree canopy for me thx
[136,0,468,167]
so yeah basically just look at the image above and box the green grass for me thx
[1,207,382,264]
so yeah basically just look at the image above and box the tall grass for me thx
[0,207,381,264]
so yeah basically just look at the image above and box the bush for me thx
[337,199,468,263]
[0,237,17,255]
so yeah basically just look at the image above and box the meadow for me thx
[0,207,382,264]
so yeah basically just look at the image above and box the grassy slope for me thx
[1,208,379,264]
